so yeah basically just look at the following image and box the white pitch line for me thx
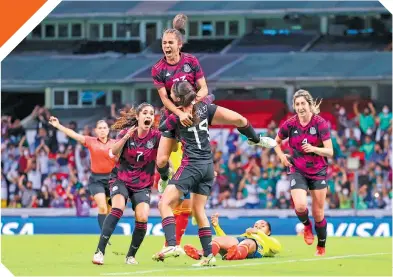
[101,252,391,276]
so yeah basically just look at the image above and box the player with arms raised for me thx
[274,90,333,256]
[92,103,160,265]
[153,81,276,266]
[152,13,207,248]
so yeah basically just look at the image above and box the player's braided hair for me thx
[172,81,201,124]
[293,89,322,115]
[111,102,153,131]
[163,14,187,50]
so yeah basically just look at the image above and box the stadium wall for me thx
[2,210,391,237]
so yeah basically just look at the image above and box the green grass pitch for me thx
[2,235,392,276]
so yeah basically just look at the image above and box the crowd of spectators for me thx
[1,102,392,212]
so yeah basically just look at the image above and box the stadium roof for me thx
[3,52,391,89]
[48,1,387,18]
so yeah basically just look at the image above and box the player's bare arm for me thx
[195,77,208,101]
[302,139,333,158]
[48,116,86,145]
[111,126,136,156]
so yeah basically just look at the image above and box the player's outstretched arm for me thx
[48,116,86,145]
[251,231,282,256]
[211,213,226,236]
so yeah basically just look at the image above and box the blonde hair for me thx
[163,13,188,49]
[292,89,322,115]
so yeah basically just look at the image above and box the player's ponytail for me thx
[172,13,187,36]
[293,89,322,115]
[111,103,153,131]
[163,14,187,50]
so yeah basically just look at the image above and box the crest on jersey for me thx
[309,127,316,135]
[291,179,296,187]
[146,140,154,149]
[183,63,191,73]
[112,186,118,192]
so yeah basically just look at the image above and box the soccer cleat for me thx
[152,246,182,262]
[184,244,202,260]
[248,135,277,149]
[125,256,138,265]
[176,245,186,255]
[303,224,315,245]
[192,254,216,267]
[158,168,173,193]
[315,246,326,256]
[92,250,104,265]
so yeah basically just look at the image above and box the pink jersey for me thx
[151,53,204,99]
[278,114,331,180]
[114,129,161,191]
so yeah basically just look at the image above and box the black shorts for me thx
[289,172,328,191]
[169,162,215,196]
[160,108,176,139]
[110,179,151,211]
[88,173,110,197]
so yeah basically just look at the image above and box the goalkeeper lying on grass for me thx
[185,213,281,260]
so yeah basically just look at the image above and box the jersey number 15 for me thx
[188,118,209,150]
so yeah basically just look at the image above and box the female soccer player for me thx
[48,117,116,232]
[151,13,207,182]
[152,81,276,266]
[274,89,333,256]
[92,103,160,265]
[151,13,208,251]
[184,213,281,261]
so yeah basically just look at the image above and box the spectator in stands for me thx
[7,118,26,145]
[36,185,51,208]
[238,169,262,209]
[32,106,58,153]
[359,135,376,160]
[226,128,239,155]
[353,102,376,141]
[1,115,12,139]
[276,191,290,209]
[26,158,42,191]
[1,163,10,208]
[376,105,392,142]
[335,104,352,137]
[18,136,31,174]
[17,175,37,208]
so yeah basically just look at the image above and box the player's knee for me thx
[312,208,324,221]
[236,115,248,128]
[135,212,149,223]
[157,155,169,168]
[294,203,307,213]
[98,205,108,214]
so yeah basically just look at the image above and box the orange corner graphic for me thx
[0,0,47,47]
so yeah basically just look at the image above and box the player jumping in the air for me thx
[274,90,333,256]
[92,103,160,265]
[152,13,208,249]
[184,213,281,260]
[152,81,276,266]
